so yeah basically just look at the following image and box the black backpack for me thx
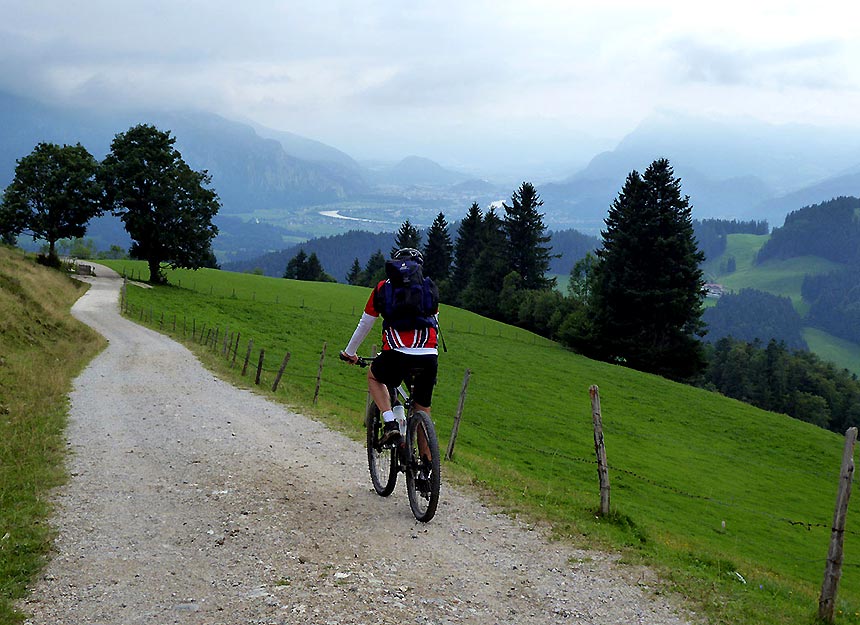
[375,259,439,330]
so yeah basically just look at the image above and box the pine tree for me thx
[392,219,421,255]
[346,258,362,285]
[422,212,453,282]
[362,249,387,286]
[451,202,483,304]
[590,158,706,379]
[503,182,554,290]
[460,207,508,317]
[284,249,309,279]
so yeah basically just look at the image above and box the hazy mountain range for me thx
[3,90,860,261]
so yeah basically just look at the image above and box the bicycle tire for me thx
[405,410,441,522]
[366,403,397,496]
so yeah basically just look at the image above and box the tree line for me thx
[295,159,706,382]
[0,125,220,283]
[703,337,860,433]
[693,218,769,262]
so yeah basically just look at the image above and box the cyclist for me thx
[341,247,440,445]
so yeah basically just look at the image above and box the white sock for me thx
[382,410,395,423]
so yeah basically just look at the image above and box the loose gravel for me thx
[19,266,697,625]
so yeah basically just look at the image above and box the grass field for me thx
[703,233,860,374]
[99,259,860,625]
[0,247,106,624]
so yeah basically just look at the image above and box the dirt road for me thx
[20,267,694,624]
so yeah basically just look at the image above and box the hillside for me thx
[100,260,860,625]
[703,233,860,373]
[0,247,106,621]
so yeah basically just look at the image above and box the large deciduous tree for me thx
[0,142,101,265]
[99,124,220,284]
[503,182,554,290]
[590,158,706,380]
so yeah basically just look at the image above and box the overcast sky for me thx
[2,0,860,176]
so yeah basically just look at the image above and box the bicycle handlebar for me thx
[339,352,374,368]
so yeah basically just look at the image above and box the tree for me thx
[284,249,335,282]
[451,202,483,304]
[392,219,421,255]
[568,252,597,304]
[99,124,220,284]
[346,258,362,285]
[460,207,508,317]
[0,142,101,265]
[422,212,453,289]
[590,158,706,379]
[361,249,387,286]
[503,182,554,290]
[284,249,309,279]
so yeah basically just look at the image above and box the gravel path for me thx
[20,268,696,625]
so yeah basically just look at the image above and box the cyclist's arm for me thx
[343,312,377,357]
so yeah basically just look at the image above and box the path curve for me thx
[20,266,695,625]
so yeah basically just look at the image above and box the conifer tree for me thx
[284,249,309,279]
[590,158,706,379]
[362,249,387,286]
[460,207,508,317]
[392,219,421,255]
[451,202,483,304]
[503,182,554,290]
[346,258,362,285]
[422,212,453,282]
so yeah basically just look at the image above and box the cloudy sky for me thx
[2,0,860,175]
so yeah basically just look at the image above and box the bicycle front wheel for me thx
[405,410,441,522]
[366,403,397,496]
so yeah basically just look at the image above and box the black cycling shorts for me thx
[370,350,438,408]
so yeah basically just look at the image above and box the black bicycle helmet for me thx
[392,247,424,264]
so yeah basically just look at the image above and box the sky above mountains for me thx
[2,1,860,179]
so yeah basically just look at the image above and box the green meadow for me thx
[704,233,860,374]
[100,259,860,625]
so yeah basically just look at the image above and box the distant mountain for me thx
[0,91,369,214]
[539,112,860,232]
[363,156,471,187]
[752,168,860,227]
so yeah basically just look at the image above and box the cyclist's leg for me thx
[368,367,392,413]
[409,354,438,460]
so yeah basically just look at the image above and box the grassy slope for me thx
[703,234,860,374]
[102,260,860,625]
[0,247,106,624]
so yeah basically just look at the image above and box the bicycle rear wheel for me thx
[366,403,397,496]
[405,410,441,522]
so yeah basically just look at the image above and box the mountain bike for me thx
[341,354,441,522]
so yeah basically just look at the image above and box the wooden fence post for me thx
[241,339,254,376]
[818,426,857,623]
[231,332,240,368]
[272,352,292,392]
[255,349,265,385]
[590,385,611,516]
[446,368,471,460]
[313,342,327,405]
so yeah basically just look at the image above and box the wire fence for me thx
[120,287,859,608]
[119,267,557,349]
